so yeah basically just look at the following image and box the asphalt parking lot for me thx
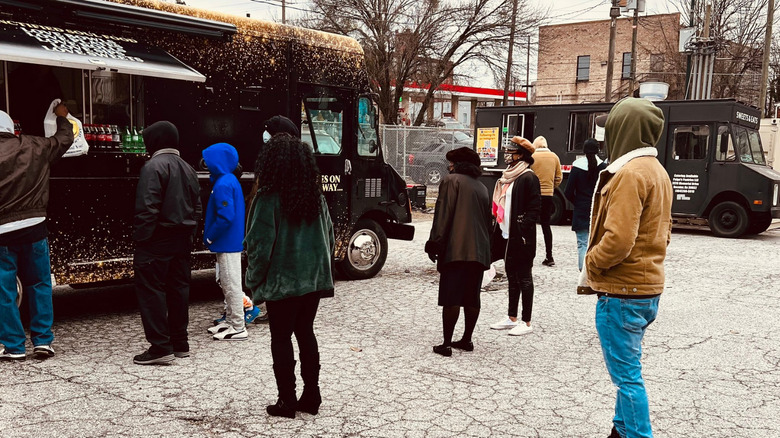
[1,218,779,437]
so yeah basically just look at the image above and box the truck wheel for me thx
[746,212,773,235]
[709,201,748,238]
[339,219,388,280]
[425,165,447,185]
[549,195,565,225]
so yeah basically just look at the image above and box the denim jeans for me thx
[0,238,54,353]
[596,295,660,438]
[575,230,589,271]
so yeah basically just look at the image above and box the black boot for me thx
[608,426,622,438]
[299,361,321,415]
[267,361,297,418]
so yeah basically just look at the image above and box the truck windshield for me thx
[732,125,766,165]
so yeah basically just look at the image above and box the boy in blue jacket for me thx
[202,143,249,341]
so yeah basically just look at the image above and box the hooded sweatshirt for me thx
[202,143,245,253]
[530,136,562,196]
[605,97,664,162]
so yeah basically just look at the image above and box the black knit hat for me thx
[264,115,300,138]
[445,147,481,167]
[143,121,179,155]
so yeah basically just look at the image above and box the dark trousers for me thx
[507,264,534,322]
[267,291,321,401]
[133,245,192,355]
[540,196,554,259]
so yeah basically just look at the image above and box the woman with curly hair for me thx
[244,131,335,419]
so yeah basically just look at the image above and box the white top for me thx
[500,181,514,239]
[0,217,46,235]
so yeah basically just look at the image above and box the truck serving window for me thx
[568,112,607,151]
[672,125,709,160]
[301,96,343,155]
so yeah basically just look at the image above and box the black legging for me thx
[507,264,534,322]
[540,196,554,259]
[441,306,480,346]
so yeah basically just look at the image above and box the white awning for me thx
[0,20,205,82]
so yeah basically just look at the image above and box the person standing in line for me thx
[489,137,541,336]
[579,98,673,438]
[132,121,201,365]
[244,133,334,419]
[564,138,607,271]
[202,142,248,341]
[0,104,73,361]
[530,135,562,267]
[424,147,491,357]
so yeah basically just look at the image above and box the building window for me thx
[576,55,590,81]
[622,52,632,80]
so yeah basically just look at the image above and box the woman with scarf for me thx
[489,136,541,336]
[425,147,492,357]
[564,138,607,271]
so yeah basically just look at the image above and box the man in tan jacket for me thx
[531,136,562,266]
[580,97,672,438]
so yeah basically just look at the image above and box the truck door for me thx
[666,123,711,215]
[299,85,351,243]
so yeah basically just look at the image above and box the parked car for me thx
[407,132,472,184]
[426,116,469,130]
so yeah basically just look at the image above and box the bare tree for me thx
[299,0,544,125]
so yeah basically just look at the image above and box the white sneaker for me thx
[207,322,230,335]
[213,326,248,341]
[508,323,533,336]
[490,317,519,330]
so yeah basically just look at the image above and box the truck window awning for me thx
[0,21,206,82]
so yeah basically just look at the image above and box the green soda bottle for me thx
[131,127,141,153]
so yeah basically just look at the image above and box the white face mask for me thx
[504,153,517,165]
[263,130,272,143]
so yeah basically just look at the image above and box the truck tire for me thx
[424,164,447,185]
[708,201,748,238]
[550,194,565,225]
[746,212,773,235]
[339,219,388,280]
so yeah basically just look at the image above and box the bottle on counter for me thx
[111,125,121,152]
[121,126,132,153]
[13,120,22,136]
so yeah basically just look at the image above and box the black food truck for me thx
[0,0,414,291]
[474,99,780,238]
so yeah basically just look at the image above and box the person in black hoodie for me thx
[132,121,201,365]
[425,147,492,357]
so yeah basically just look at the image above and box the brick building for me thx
[534,13,683,104]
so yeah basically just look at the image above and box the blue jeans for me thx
[596,295,659,438]
[0,238,54,353]
[575,230,589,271]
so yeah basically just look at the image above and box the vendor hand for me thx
[427,252,437,263]
[53,103,69,117]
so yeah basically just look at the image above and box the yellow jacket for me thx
[530,137,562,196]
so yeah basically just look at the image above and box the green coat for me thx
[243,192,335,302]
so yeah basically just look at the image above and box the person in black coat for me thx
[564,138,607,271]
[489,137,541,336]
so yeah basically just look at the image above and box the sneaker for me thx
[133,350,175,365]
[244,305,261,324]
[0,348,25,361]
[508,322,533,336]
[490,317,519,330]
[542,257,555,267]
[208,322,230,335]
[212,312,227,326]
[33,345,55,359]
[174,351,190,358]
[213,326,248,341]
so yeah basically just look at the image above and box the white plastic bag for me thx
[481,263,497,288]
[44,99,89,157]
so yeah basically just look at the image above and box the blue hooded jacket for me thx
[202,143,245,253]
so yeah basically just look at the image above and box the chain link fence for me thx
[380,125,473,186]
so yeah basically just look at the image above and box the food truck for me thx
[0,0,414,290]
[475,99,780,237]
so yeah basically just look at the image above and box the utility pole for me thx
[629,4,639,95]
[526,34,530,93]
[605,0,620,102]
[684,0,696,99]
[503,0,518,105]
[759,0,774,116]
[282,0,286,24]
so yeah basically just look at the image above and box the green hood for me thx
[605,97,664,163]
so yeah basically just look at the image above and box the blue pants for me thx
[575,230,589,271]
[596,295,659,438]
[0,238,54,353]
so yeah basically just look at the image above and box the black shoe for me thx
[267,398,296,418]
[432,345,452,357]
[451,339,474,351]
[297,388,321,415]
[542,257,555,267]
[608,426,622,438]
[133,350,175,365]
[0,348,25,361]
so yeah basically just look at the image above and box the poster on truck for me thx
[477,127,499,166]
